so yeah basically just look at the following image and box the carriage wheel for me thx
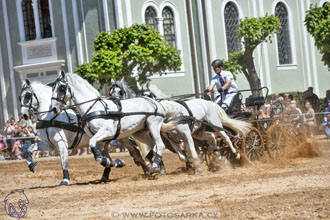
[242,127,265,161]
[217,133,244,164]
[266,124,286,160]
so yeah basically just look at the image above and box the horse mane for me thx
[148,84,170,99]
[30,81,52,96]
[119,80,136,98]
[66,73,101,96]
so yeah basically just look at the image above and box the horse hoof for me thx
[59,179,70,186]
[150,167,160,174]
[213,149,221,157]
[160,169,166,176]
[101,176,110,182]
[28,162,38,173]
[234,152,241,160]
[187,168,195,175]
[115,158,125,168]
[195,167,203,174]
[148,172,159,180]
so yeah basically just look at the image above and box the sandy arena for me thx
[0,136,329,220]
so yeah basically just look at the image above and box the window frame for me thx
[272,0,297,69]
[16,0,55,42]
[221,0,243,59]
[223,2,241,55]
[141,1,185,76]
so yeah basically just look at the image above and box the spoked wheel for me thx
[267,124,286,160]
[194,140,216,170]
[242,127,265,161]
[217,131,244,165]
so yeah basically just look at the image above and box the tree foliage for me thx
[305,2,330,69]
[223,14,281,95]
[75,24,182,89]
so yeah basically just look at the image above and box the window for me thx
[275,3,292,64]
[21,0,52,41]
[145,6,158,30]
[22,0,35,40]
[38,0,52,38]
[224,2,241,54]
[162,7,176,48]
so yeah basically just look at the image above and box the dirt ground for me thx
[0,136,330,220]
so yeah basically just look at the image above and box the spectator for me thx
[3,117,16,152]
[19,126,39,159]
[0,133,5,150]
[17,114,27,129]
[321,101,330,137]
[289,100,303,127]
[303,87,320,112]
[11,130,24,160]
[304,101,316,136]
[323,90,330,110]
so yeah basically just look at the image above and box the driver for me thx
[207,59,238,108]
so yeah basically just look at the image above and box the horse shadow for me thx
[26,177,125,190]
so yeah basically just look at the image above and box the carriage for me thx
[199,86,291,165]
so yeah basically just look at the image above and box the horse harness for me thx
[80,97,165,141]
[20,85,85,149]
[36,108,85,149]
[175,100,224,132]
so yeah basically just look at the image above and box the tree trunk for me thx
[243,49,262,97]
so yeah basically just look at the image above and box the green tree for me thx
[75,24,182,90]
[305,2,330,69]
[223,14,281,96]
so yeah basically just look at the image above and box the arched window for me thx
[38,0,52,38]
[21,0,52,41]
[224,2,241,54]
[22,0,36,40]
[162,7,176,48]
[145,6,158,30]
[275,3,292,64]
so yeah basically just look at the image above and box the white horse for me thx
[145,84,251,160]
[109,79,201,173]
[51,72,181,175]
[19,80,127,185]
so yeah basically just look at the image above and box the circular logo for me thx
[4,190,29,219]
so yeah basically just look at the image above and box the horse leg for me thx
[119,138,150,175]
[132,126,164,175]
[177,125,201,173]
[89,130,125,168]
[217,130,241,160]
[148,120,166,174]
[55,138,71,186]
[25,142,46,173]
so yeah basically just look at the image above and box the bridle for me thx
[108,82,126,98]
[51,77,73,105]
[137,88,156,99]
[19,86,40,114]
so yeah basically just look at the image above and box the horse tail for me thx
[149,84,170,99]
[159,100,182,132]
[213,103,251,135]
[161,120,177,132]
[160,100,182,119]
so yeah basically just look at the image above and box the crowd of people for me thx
[260,88,330,137]
[0,115,125,160]
[0,115,40,160]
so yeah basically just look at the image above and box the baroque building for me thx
[0,0,329,128]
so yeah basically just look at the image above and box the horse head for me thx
[51,71,73,114]
[19,79,40,120]
[108,78,126,98]
[137,82,157,99]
